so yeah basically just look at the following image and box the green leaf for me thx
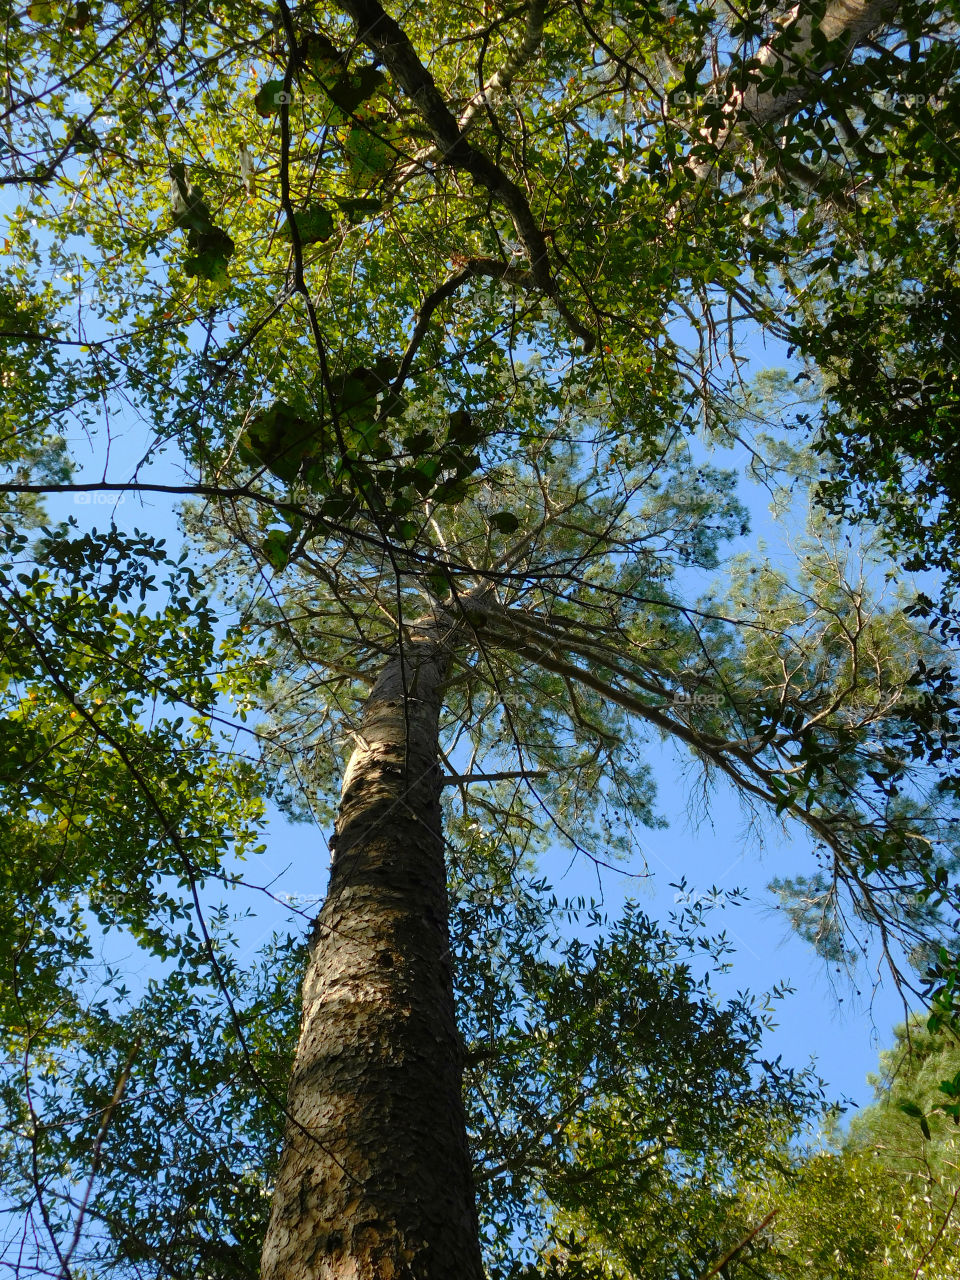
[238,403,317,482]
[301,31,342,77]
[426,568,451,598]
[320,494,355,520]
[345,121,396,182]
[67,0,91,29]
[405,430,435,457]
[261,530,290,571]
[71,123,99,155]
[433,477,469,504]
[254,80,291,117]
[897,1098,930,1140]
[183,226,235,284]
[334,196,383,221]
[447,409,480,446]
[285,205,335,246]
[327,67,387,115]
[337,371,378,411]
[370,355,399,385]
[490,511,520,535]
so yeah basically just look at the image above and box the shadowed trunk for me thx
[260,618,484,1280]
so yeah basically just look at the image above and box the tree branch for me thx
[442,769,549,786]
[689,0,901,179]
[335,0,595,350]
[391,266,473,391]
[694,1208,779,1280]
[458,0,547,132]
[58,1040,141,1280]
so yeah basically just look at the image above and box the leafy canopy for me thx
[3,0,960,1275]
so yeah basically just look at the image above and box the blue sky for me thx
[37,398,913,1124]
[8,122,921,1121]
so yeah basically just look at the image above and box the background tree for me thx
[0,522,267,1276]
[746,1021,960,1279]
[547,1020,960,1279]
[3,824,829,1280]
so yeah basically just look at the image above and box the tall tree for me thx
[3,1,960,1276]
[1,840,828,1279]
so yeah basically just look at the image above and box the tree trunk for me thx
[260,619,484,1280]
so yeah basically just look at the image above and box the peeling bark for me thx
[260,619,484,1280]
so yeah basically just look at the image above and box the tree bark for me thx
[260,618,484,1280]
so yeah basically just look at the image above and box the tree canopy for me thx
[3,0,960,1276]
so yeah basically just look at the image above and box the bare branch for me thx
[694,1208,779,1280]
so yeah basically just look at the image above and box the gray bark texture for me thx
[260,618,484,1280]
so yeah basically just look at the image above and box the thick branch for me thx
[392,266,473,391]
[392,253,593,390]
[695,1209,779,1280]
[336,0,595,350]
[442,769,548,786]
[458,0,547,132]
[396,0,547,177]
[470,602,859,872]
[690,0,900,179]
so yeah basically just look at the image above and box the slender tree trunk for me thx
[260,619,484,1280]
